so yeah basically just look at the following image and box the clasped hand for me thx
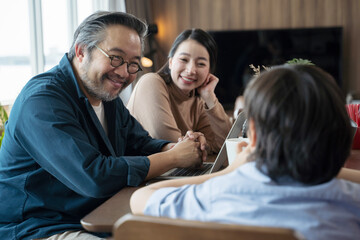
[176,130,208,167]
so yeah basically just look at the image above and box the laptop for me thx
[157,111,247,180]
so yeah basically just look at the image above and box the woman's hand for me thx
[197,73,218,109]
[179,130,208,163]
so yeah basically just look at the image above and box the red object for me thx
[346,104,360,149]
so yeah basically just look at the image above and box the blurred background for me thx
[1,0,359,112]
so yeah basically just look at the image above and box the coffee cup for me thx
[225,137,250,165]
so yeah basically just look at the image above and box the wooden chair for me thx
[112,214,305,240]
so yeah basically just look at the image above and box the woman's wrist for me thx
[162,143,176,152]
[202,93,217,109]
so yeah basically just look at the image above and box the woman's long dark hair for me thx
[158,28,217,84]
[244,64,352,185]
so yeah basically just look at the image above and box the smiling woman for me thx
[127,28,232,155]
[168,39,211,96]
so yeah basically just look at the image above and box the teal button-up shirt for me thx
[0,54,169,239]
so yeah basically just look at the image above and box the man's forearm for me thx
[145,151,178,180]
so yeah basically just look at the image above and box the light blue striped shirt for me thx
[144,162,360,240]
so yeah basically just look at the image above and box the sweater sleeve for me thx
[127,73,182,142]
[195,98,232,153]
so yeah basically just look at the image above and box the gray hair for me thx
[68,11,148,60]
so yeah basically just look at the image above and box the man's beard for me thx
[80,63,123,102]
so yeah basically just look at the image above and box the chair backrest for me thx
[113,214,305,240]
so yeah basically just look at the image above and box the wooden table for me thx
[81,186,140,232]
[81,154,219,233]
[81,152,360,233]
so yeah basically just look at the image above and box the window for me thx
[42,0,69,71]
[0,0,32,105]
[0,0,125,106]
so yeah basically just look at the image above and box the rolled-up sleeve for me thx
[12,91,152,198]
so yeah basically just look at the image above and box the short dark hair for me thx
[158,28,217,84]
[68,11,147,60]
[244,64,352,185]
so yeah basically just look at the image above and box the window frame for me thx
[0,0,126,106]
[28,0,125,76]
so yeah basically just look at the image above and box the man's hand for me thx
[179,131,208,163]
[161,143,176,152]
[170,138,203,168]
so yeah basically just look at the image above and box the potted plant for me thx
[0,104,9,148]
[250,58,314,76]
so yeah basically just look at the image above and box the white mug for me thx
[225,137,250,165]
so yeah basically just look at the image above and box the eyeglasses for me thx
[95,45,142,74]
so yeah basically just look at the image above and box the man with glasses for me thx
[0,11,205,240]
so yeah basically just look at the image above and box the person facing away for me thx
[127,29,232,154]
[131,64,360,240]
[0,11,207,240]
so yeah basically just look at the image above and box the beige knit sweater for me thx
[127,73,232,154]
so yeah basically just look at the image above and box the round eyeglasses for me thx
[95,45,142,74]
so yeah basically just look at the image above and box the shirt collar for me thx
[60,53,87,100]
[238,161,308,186]
[238,162,272,183]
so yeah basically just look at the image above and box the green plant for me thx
[286,58,314,65]
[0,104,9,148]
[249,58,315,76]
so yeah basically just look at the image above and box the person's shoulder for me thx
[137,73,167,88]
[336,178,360,193]
[19,67,62,99]
[139,72,163,82]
